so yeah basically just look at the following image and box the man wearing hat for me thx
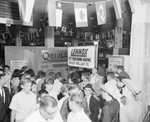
[84,84,100,122]
[100,82,120,122]
[0,68,11,122]
[116,65,130,79]
[120,79,143,122]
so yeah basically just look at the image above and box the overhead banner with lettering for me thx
[42,50,67,63]
[68,46,95,68]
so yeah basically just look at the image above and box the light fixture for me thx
[93,40,99,46]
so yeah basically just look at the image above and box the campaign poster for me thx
[10,60,30,72]
[68,46,95,68]
[108,55,124,72]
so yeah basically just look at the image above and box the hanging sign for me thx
[68,46,95,68]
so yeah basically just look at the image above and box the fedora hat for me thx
[84,84,93,91]
[100,82,122,99]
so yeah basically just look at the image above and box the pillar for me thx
[113,18,123,55]
[45,26,54,48]
[129,0,150,112]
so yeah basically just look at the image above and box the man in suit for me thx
[84,84,100,122]
[100,82,120,122]
[0,68,11,122]
[89,68,103,95]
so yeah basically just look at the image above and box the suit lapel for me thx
[89,95,93,111]
[3,87,10,105]
[0,94,4,104]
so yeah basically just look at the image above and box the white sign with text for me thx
[68,46,95,68]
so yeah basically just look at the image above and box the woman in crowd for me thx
[47,71,55,80]
[35,70,46,92]
[79,72,90,89]
[68,72,80,84]
[41,78,54,94]
[10,69,21,97]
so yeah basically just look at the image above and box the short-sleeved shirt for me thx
[25,109,63,122]
[67,109,91,122]
[24,109,46,122]
[9,90,37,121]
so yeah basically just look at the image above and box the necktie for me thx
[1,87,4,103]
[86,97,91,115]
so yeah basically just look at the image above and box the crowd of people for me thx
[0,64,143,122]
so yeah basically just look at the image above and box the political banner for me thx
[95,2,106,25]
[74,3,88,27]
[48,0,63,27]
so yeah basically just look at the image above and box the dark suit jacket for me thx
[101,99,120,122]
[89,74,103,95]
[0,86,11,122]
[89,95,100,122]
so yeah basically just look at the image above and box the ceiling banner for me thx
[74,3,88,27]
[18,0,35,22]
[95,2,106,25]
[112,0,122,19]
[48,0,63,27]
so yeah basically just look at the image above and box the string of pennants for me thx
[75,29,116,48]
[15,28,44,43]
[55,24,116,48]
[0,21,45,44]
[55,26,130,48]
[55,24,115,40]
[48,0,122,27]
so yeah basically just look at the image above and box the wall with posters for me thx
[5,46,68,79]
[68,46,96,69]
